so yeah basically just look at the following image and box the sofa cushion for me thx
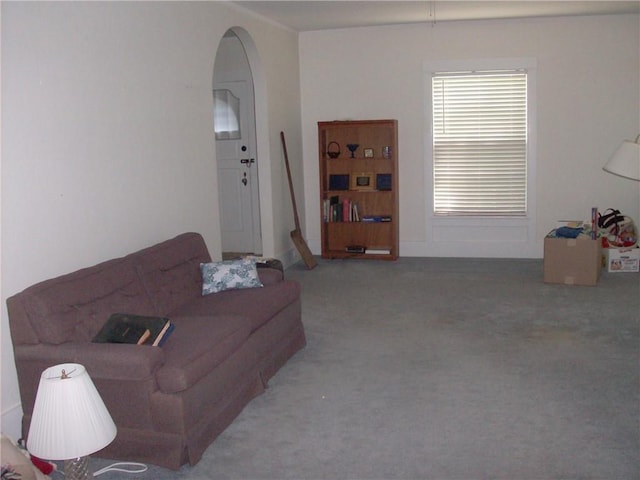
[170,280,301,332]
[200,259,263,295]
[134,233,211,315]
[22,258,154,344]
[156,315,252,393]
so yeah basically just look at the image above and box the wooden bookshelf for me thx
[318,119,399,260]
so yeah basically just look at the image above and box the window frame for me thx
[423,58,537,257]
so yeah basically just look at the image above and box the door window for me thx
[213,89,241,140]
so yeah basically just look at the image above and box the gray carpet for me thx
[90,258,639,480]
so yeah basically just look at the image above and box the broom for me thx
[280,131,317,270]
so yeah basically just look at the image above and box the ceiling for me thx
[233,1,640,32]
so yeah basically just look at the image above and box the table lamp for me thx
[26,363,117,480]
[603,134,640,181]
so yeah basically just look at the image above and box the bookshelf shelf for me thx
[318,119,399,260]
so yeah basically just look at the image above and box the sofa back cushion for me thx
[134,233,211,315]
[171,279,300,332]
[20,258,154,344]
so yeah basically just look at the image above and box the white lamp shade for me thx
[603,138,640,181]
[27,363,117,460]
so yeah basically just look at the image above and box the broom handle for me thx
[280,131,302,232]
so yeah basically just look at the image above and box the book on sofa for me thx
[93,313,173,346]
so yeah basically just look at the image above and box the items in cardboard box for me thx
[553,219,597,239]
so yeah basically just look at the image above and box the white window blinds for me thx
[432,70,527,216]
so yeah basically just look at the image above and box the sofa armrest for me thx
[14,343,166,420]
[15,342,165,381]
[257,267,284,285]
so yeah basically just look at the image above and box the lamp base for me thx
[64,456,92,480]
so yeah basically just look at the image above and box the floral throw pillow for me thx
[200,258,263,295]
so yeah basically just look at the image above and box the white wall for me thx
[1,1,302,439]
[300,14,640,257]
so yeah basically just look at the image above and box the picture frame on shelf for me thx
[329,174,350,191]
[376,173,392,191]
[350,172,375,191]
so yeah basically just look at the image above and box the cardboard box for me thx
[604,247,640,273]
[543,236,601,286]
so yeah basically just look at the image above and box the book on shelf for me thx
[342,198,350,222]
[323,196,361,223]
[361,215,392,223]
[352,202,360,222]
[365,247,391,255]
[92,313,173,346]
[330,195,340,222]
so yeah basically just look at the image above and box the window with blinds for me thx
[432,70,527,216]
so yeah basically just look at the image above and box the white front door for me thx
[214,80,261,254]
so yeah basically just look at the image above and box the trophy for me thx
[346,144,359,158]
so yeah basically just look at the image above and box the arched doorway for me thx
[213,29,262,258]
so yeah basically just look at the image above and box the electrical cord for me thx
[93,462,148,476]
[48,462,148,478]
[17,437,148,478]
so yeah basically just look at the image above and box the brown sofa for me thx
[7,232,306,470]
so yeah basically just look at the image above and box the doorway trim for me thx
[214,27,275,258]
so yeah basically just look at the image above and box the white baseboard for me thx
[403,239,544,258]
[307,238,543,259]
[278,246,303,269]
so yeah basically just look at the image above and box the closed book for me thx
[93,313,171,346]
[365,248,391,255]
[150,319,173,346]
[93,322,150,345]
[156,323,176,347]
[362,215,392,223]
[330,196,340,222]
